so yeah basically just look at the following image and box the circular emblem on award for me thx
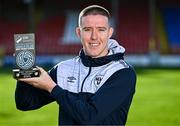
[16,50,35,70]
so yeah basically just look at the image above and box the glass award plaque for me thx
[12,33,40,78]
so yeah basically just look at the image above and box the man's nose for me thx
[91,29,98,40]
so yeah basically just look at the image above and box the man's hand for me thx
[18,66,56,93]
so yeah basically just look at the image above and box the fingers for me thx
[36,66,43,70]
[18,77,38,83]
[17,66,44,82]
[36,66,47,74]
[17,66,55,91]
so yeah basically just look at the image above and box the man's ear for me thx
[108,27,114,38]
[76,27,81,38]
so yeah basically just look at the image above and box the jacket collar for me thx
[80,50,124,67]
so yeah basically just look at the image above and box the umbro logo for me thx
[67,76,76,83]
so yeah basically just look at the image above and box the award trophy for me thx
[12,33,40,79]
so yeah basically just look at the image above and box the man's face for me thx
[76,15,113,58]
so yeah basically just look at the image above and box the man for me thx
[15,5,136,125]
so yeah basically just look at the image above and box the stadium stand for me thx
[1,0,180,56]
[117,3,150,54]
[155,9,170,54]
[0,20,27,55]
[35,15,81,55]
[163,7,180,53]
[1,0,180,67]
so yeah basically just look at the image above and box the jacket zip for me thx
[81,67,92,92]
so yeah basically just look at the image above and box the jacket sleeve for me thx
[51,67,136,124]
[15,66,57,111]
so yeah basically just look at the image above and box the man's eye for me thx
[99,29,106,31]
[84,28,91,31]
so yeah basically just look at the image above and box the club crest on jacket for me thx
[94,75,103,85]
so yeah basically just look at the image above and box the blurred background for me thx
[0,0,180,125]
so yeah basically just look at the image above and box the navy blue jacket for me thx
[15,39,136,125]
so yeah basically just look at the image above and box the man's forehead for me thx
[81,15,109,26]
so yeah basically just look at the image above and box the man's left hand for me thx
[18,66,56,93]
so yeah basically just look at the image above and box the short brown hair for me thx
[78,5,111,27]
